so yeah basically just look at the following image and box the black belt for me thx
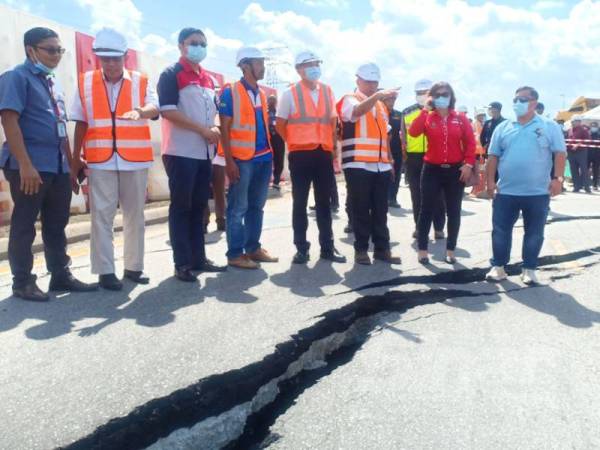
[424,162,462,169]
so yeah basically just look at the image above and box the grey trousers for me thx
[88,169,148,275]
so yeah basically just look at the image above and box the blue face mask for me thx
[304,66,321,82]
[512,101,529,118]
[187,44,207,64]
[35,62,54,76]
[433,95,450,109]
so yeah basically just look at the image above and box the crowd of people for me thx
[1,25,592,302]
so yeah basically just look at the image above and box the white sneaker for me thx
[486,266,507,282]
[521,269,539,285]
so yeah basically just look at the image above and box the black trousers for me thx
[162,155,211,269]
[344,168,391,252]
[418,164,465,251]
[405,153,445,230]
[588,148,600,188]
[388,153,403,202]
[272,134,286,185]
[289,149,334,253]
[568,150,590,191]
[4,169,71,288]
[344,170,353,226]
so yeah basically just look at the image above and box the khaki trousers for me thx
[89,169,148,275]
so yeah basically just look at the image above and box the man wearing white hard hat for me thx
[402,79,445,240]
[157,27,227,283]
[275,50,345,264]
[337,63,401,265]
[71,28,159,290]
[218,46,278,269]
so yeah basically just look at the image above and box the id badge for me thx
[57,120,67,138]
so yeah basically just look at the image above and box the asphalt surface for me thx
[1,181,599,450]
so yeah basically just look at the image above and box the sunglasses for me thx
[35,46,66,55]
[433,92,450,99]
[513,96,532,104]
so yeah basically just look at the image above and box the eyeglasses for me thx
[433,92,450,99]
[35,46,66,55]
[513,96,532,104]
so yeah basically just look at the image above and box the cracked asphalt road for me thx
[1,184,599,450]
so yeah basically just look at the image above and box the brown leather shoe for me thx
[354,251,372,265]
[228,255,260,269]
[248,248,279,263]
[374,250,402,264]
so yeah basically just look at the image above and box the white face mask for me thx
[416,94,427,106]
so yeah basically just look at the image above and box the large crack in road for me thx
[58,242,600,450]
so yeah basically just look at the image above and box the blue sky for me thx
[2,0,599,118]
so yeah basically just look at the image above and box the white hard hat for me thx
[457,105,468,113]
[93,28,128,57]
[236,47,265,66]
[295,50,321,66]
[475,108,487,116]
[414,79,433,92]
[356,63,381,82]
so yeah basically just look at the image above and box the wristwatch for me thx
[552,176,564,183]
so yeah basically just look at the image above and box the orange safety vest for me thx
[79,70,153,164]
[339,93,389,164]
[285,81,335,152]
[217,81,272,160]
[473,119,485,156]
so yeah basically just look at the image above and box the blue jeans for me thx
[491,194,550,270]
[226,160,272,259]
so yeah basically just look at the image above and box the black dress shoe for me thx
[192,259,227,272]
[13,281,49,302]
[320,248,347,263]
[49,272,98,292]
[175,267,198,282]
[99,274,123,291]
[292,251,310,264]
[123,270,150,284]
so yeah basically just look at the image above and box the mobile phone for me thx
[77,168,87,184]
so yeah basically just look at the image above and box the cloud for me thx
[533,1,565,11]
[240,0,600,116]
[297,0,348,7]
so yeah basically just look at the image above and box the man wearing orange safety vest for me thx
[276,51,346,264]
[71,28,159,291]
[338,63,401,265]
[218,47,278,269]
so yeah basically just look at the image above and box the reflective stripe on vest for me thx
[286,81,335,152]
[404,107,427,154]
[340,95,389,164]
[79,70,153,163]
[220,81,272,160]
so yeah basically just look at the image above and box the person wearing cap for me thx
[402,79,446,240]
[566,115,592,193]
[382,95,403,208]
[218,46,278,269]
[275,51,345,264]
[0,27,97,301]
[480,101,506,152]
[71,28,159,290]
[156,27,228,283]
[408,81,476,265]
[338,63,401,265]
[485,86,566,286]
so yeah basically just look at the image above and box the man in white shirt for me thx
[71,28,159,290]
[338,63,401,265]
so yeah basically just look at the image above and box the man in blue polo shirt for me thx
[485,86,566,285]
[219,46,278,269]
[0,27,96,301]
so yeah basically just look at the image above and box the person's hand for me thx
[70,157,87,193]
[459,164,472,183]
[549,178,563,197]
[226,159,240,184]
[119,109,141,121]
[487,181,497,199]
[201,126,221,145]
[19,163,43,195]
[377,89,399,102]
